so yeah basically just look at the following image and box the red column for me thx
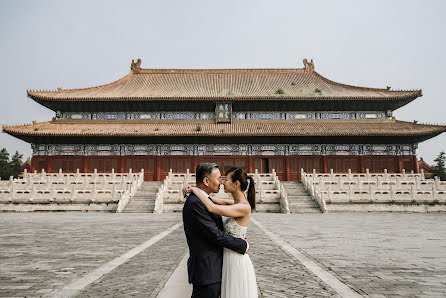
[119,156,125,173]
[47,156,53,173]
[248,156,254,173]
[396,156,403,173]
[31,156,37,172]
[193,156,198,173]
[285,156,291,181]
[83,156,88,172]
[155,156,162,181]
[413,155,420,173]
[393,156,398,173]
[322,156,328,173]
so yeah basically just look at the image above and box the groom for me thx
[182,162,248,298]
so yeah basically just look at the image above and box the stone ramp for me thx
[156,253,192,298]
[122,181,162,213]
[282,181,322,213]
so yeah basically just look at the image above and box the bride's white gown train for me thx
[221,216,258,298]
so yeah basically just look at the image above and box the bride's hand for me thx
[182,185,193,197]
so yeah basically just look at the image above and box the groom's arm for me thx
[191,200,247,255]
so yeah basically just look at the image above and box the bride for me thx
[184,167,258,298]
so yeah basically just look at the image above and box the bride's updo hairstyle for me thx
[225,167,255,210]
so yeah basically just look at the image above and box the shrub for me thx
[275,88,285,95]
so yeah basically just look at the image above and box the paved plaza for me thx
[0,212,445,297]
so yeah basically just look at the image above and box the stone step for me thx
[283,184,306,188]
[163,204,184,213]
[290,208,322,213]
[125,201,154,205]
[289,202,319,208]
[283,189,307,193]
[139,188,160,190]
[124,205,155,210]
[121,182,160,213]
[164,200,185,204]
[133,193,157,196]
[283,184,305,187]
[288,196,316,201]
[288,196,316,202]
[137,189,160,192]
[288,197,313,202]
[257,197,280,203]
[126,202,155,206]
[255,203,281,213]
[285,192,308,196]
[283,184,305,188]
[123,202,155,206]
[124,208,153,211]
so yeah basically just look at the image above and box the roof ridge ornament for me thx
[130,58,142,73]
[303,58,315,72]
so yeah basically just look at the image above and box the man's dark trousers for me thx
[192,282,221,298]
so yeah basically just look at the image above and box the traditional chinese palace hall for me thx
[3,59,445,181]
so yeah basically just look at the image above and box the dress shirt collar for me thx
[195,187,210,198]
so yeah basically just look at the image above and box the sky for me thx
[0,0,445,164]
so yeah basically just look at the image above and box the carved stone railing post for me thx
[279,185,290,214]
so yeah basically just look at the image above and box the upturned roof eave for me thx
[3,120,445,139]
[27,93,422,102]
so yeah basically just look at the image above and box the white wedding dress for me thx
[221,216,258,298]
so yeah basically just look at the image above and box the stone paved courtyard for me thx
[0,212,445,297]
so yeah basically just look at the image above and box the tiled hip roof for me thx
[26,65,421,101]
[3,120,444,138]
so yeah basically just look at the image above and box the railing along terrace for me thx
[301,168,446,208]
[0,168,144,207]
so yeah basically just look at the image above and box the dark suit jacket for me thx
[182,193,247,286]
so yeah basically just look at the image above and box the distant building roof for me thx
[27,59,421,102]
[3,119,444,139]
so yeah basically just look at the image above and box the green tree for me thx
[9,151,23,179]
[0,148,10,180]
[432,151,446,181]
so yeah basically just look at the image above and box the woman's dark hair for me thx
[225,167,255,210]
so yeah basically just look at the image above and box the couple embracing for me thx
[182,162,258,298]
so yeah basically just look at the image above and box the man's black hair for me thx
[196,162,219,185]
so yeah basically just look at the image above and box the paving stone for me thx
[1,212,445,297]
[0,213,181,297]
[247,221,339,297]
[75,227,187,297]
[253,213,446,297]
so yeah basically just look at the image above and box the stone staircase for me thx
[281,181,322,213]
[158,171,282,213]
[122,181,162,213]
[162,174,195,213]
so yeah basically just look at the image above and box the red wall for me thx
[31,155,419,181]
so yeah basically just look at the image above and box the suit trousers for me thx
[191,282,221,298]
